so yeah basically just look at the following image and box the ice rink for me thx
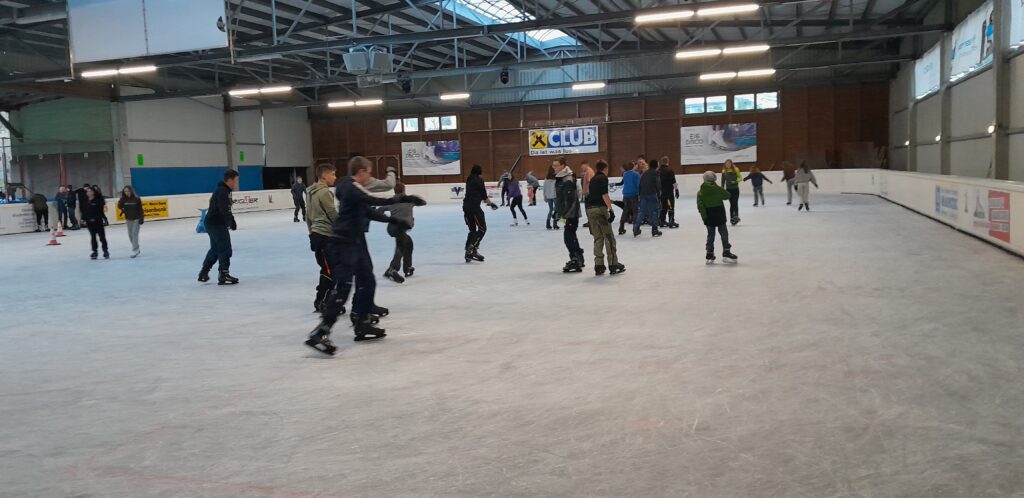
[3,193,1024,497]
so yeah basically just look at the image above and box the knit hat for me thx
[703,171,716,183]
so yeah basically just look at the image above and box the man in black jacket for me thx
[634,159,663,238]
[555,157,584,272]
[290,176,306,222]
[65,185,80,229]
[306,156,425,355]
[462,164,498,263]
[74,185,89,229]
[658,159,680,229]
[198,170,239,285]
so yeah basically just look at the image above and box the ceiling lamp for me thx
[571,81,607,91]
[440,92,471,100]
[81,65,157,78]
[635,9,695,23]
[722,44,770,55]
[675,48,723,59]
[697,4,760,16]
[699,72,737,81]
[737,68,776,77]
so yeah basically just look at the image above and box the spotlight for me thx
[500,68,510,85]
[401,79,411,94]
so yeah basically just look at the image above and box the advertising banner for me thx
[115,199,169,221]
[1013,0,1024,49]
[448,183,506,200]
[401,141,462,176]
[968,188,1011,243]
[232,192,283,213]
[528,125,599,156]
[680,123,757,165]
[950,0,994,81]
[934,185,959,221]
[914,43,941,99]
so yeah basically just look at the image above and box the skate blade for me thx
[706,260,716,265]
[723,258,737,264]
[354,333,387,342]
[304,340,337,355]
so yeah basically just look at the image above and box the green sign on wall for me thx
[136,154,144,166]
[239,150,245,162]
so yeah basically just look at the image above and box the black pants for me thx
[659,197,675,225]
[563,217,581,259]
[463,206,487,250]
[322,238,375,324]
[202,224,232,272]
[728,188,740,220]
[509,195,527,220]
[67,206,79,227]
[57,205,69,228]
[86,221,108,253]
[619,195,638,231]
[34,209,48,228]
[387,224,413,273]
[293,198,306,221]
[310,233,333,309]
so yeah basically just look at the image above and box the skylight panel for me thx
[453,0,577,49]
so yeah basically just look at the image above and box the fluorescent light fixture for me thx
[722,44,770,55]
[328,101,355,108]
[228,88,261,96]
[737,68,776,77]
[935,135,942,142]
[988,124,996,134]
[675,48,723,59]
[635,9,694,23]
[440,92,471,100]
[355,99,384,106]
[80,69,119,78]
[117,65,157,75]
[697,4,760,16]
[259,85,292,94]
[699,72,737,81]
[572,81,607,91]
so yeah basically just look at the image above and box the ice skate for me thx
[90,252,98,260]
[384,269,405,284]
[798,203,804,211]
[305,324,337,355]
[706,252,716,265]
[618,228,626,235]
[353,318,387,342]
[805,203,810,211]
[198,269,210,282]
[609,263,626,275]
[652,228,663,237]
[371,304,390,317]
[510,220,518,226]
[103,251,110,259]
[730,216,740,226]
[722,251,738,263]
[468,250,485,262]
[575,250,585,268]
[404,267,415,278]
[350,313,380,327]
[218,271,239,285]
[562,259,583,273]
[525,220,530,225]
[131,250,140,258]
[594,265,606,275]
[667,222,680,229]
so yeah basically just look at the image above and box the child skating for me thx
[743,167,773,207]
[794,162,819,211]
[380,183,416,284]
[507,176,529,226]
[697,171,738,265]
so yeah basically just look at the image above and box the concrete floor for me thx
[2,193,1024,497]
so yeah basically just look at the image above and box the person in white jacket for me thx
[794,162,819,211]
[542,165,560,230]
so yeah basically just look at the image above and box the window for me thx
[441,115,458,130]
[684,97,705,114]
[424,116,441,132]
[734,94,755,111]
[451,0,576,49]
[402,117,419,132]
[706,95,727,113]
[756,92,778,110]
[386,119,403,133]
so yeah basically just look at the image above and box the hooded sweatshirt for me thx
[305,182,337,237]
[639,167,661,197]
[507,179,522,198]
[554,168,579,219]
[794,169,818,187]
[621,169,640,197]
[697,181,732,227]
[29,193,48,212]
[721,166,743,190]
[526,172,540,189]
[543,177,557,201]
[379,199,414,229]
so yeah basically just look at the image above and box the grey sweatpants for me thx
[797,183,811,204]
[126,219,141,252]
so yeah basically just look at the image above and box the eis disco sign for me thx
[528,125,599,156]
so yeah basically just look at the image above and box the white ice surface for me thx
[3,194,1024,497]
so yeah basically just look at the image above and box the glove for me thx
[230,220,237,231]
[387,166,397,174]
[489,203,498,211]
[675,189,680,199]
[399,194,426,206]
[608,210,616,223]
[390,217,412,230]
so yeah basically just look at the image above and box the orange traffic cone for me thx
[55,222,66,237]
[47,227,61,246]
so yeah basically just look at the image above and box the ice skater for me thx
[617,161,640,235]
[117,185,144,258]
[794,162,819,211]
[543,165,560,230]
[380,183,417,283]
[658,157,679,229]
[498,170,511,206]
[463,164,499,263]
[507,175,529,226]
[306,157,425,354]
[306,163,337,312]
[634,158,663,238]
[586,160,625,275]
[743,167,773,207]
[555,157,584,272]
[526,170,540,206]
[65,184,80,229]
[781,162,796,205]
[29,192,48,232]
[721,159,743,225]
[82,186,109,260]
[697,171,738,264]
[55,186,70,230]
[198,170,239,285]
[291,176,306,222]
[579,160,595,227]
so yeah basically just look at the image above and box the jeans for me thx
[202,224,232,272]
[126,219,141,252]
[87,221,108,253]
[57,204,69,228]
[586,206,618,267]
[563,217,581,259]
[509,195,527,220]
[546,199,559,228]
[67,206,79,228]
[705,224,731,253]
[786,179,795,204]
[293,198,306,221]
[387,224,413,273]
[322,238,375,324]
[35,209,49,229]
[310,233,333,310]
[619,195,638,231]
[727,188,740,220]
[634,195,660,235]
[463,206,487,250]
[753,186,765,206]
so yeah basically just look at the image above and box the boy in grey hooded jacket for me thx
[379,183,417,283]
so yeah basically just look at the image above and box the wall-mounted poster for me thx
[1012,0,1024,49]
[914,43,941,99]
[401,141,462,176]
[528,125,599,156]
[949,0,994,82]
[967,188,1011,243]
[680,123,757,165]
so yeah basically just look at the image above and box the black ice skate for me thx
[805,203,810,211]
[609,263,626,275]
[594,265,607,275]
[652,228,663,237]
[350,313,380,327]
[90,252,98,260]
[384,269,405,284]
[198,269,210,282]
[404,267,415,278]
[706,252,716,265]
[562,259,583,273]
[798,203,804,211]
[218,271,239,285]
[618,228,626,235]
[371,304,390,317]
[305,324,337,355]
[722,251,738,263]
[353,318,387,341]
[730,216,740,226]
[466,250,485,262]
[103,251,110,259]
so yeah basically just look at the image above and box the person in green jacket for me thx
[720,159,743,225]
[698,171,738,264]
[306,163,338,312]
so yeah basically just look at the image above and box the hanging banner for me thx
[401,141,462,176]
[679,123,757,165]
[914,43,941,99]
[967,188,1011,243]
[1012,0,1024,49]
[949,0,994,82]
[528,125,599,156]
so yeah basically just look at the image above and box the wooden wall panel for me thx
[644,120,679,167]
[491,108,520,129]
[461,111,489,131]
[550,102,577,121]
[645,96,680,120]
[806,87,835,166]
[609,122,642,171]
[609,98,642,121]
[523,104,549,125]
[781,88,809,165]
[578,101,606,119]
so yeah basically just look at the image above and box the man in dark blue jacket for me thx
[306,156,425,355]
[198,170,239,285]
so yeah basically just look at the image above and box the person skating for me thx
[74,184,89,229]
[117,185,144,258]
[198,170,239,285]
[379,183,417,283]
[634,159,663,238]
[92,185,110,226]
[743,166,773,207]
[29,192,48,232]
[794,162,819,211]
[507,175,529,226]
[543,164,560,230]
[306,164,338,312]
[658,157,680,229]
[65,185,80,229]
[579,160,595,228]
[55,186,70,230]
[781,162,796,205]
[526,170,540,206]
[586,160,625,275]
[721,159,743,225]
[697,171,738,264]
[617,161,640,235]
[291,176,307,222]
[306,157,425,354]
[498,170,511,206]
[555,157,584,272]
[81,186,109,259]
[463,164,499,263]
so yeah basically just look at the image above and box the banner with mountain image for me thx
[680,123,757,165]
